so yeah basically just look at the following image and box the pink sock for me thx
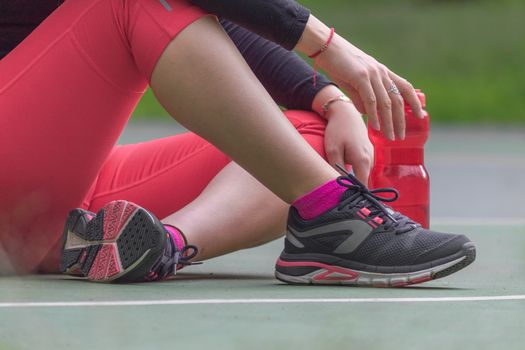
[164,225,186,251]
[292,178,348,220]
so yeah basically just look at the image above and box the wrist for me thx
[295,15,332,56]
[312,84,345,118]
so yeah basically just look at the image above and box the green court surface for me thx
[1,125,524,350]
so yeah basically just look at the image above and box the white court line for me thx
[1,295,525,308]
[432,217,525,226]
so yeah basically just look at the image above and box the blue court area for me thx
[1,124,524,350]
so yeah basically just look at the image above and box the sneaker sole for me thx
[60,200,165,282]
[275,242,476,287]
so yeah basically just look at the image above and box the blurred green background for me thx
[133,0,525,124]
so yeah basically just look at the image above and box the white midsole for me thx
[275,255,466,286]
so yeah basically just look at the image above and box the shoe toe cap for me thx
[413,234,472,265]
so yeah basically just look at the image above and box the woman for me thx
[0,0,475,285]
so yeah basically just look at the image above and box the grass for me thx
[132,0,525,124]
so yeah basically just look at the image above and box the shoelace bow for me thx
[148,238,200,281]
[335,165,418,234]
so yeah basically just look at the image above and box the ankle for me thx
[163,225,187,251]
[292,178,346,220]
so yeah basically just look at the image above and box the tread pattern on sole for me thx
[88,244,121,280]
[86,201,140,281]
[80,245,102,276]
[117,209,161,270]
[60,209,96,274]
[62,201,164,282]
[103,201,138,240]
[60,248,84,273]
[85,211,105,241]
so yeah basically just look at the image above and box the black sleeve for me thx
[0,0,64,59]
[221,19,333,111]
[189,0,310,50]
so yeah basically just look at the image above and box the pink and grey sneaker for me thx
[60,200,198,282]
[275,167,476,287]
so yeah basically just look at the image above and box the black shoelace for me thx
[335,165,418,234]
[148,237,200,280]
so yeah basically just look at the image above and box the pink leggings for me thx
[0,0,327,273]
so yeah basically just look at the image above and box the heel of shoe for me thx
[60,209,99,276]
[61,201,167,282]
[90,201,166,282]
[86,200,142,282]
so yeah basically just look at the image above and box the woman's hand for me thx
[312,86,374,184]
[297,15,424,141]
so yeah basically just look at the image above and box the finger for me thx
[346,151,373,186]
[371,74,394,140]
[343,85,366,115]
[383,78,406,140]
[389,72,424,119]
[352,161,371,186]
[356,80,380,131]
[326,145,345,171]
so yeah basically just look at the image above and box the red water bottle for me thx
[368,90,430,228]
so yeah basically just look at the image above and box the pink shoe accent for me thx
[409,275,432,285]
[276,258,359,281]
[79,250,88,264]
[391,280,409,287]
[292,179,347,220]
[88,244,121,280]
[102,201,139,240]
[164,225,186,251]
[360,207,371,216]
[373,217,384,224]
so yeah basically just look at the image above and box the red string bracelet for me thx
[308,27,335,59]
[309,27,335,87]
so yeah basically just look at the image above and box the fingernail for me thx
[389,132,395,141]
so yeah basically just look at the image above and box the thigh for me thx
[0,0,144,272]
[86,110,328,219]
[87,132,231,219]
[0,0,208,272]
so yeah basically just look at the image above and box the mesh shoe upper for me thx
[284,171,470,269]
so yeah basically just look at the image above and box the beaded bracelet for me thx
[308,27,335,59]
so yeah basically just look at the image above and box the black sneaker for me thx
[275,168,476,287]
[60,200,197,282]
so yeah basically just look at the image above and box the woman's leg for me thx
[150,17,339,203]
[1,0,336,273]
[0,0,209,272]
[60,111,325,270]
[163,111,328,261]
[164,162,290,260]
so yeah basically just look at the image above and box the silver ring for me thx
[387,82,401,95]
